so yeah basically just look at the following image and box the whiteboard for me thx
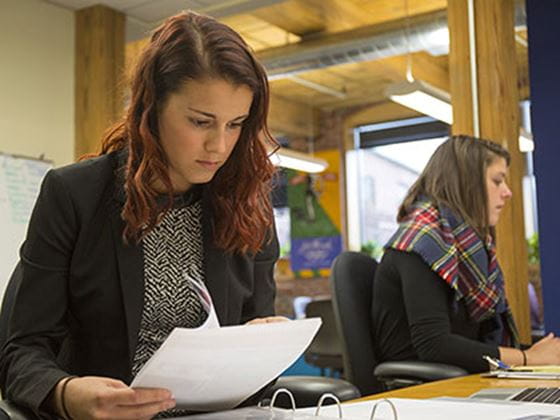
[0,153,52,303]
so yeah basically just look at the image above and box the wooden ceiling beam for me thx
[252,0,447,36]
[344,101,422,131]
[252,1,325,36]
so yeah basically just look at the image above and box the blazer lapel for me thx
[110,205,144,365]
[201,191,229,325]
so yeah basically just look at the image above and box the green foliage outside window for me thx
[527,232,540,265]
[360,240,384,261]
[279,242,291,259]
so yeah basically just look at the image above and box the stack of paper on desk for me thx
[484,365,560,379]
[510,365,560,373]
[131,318,321,411]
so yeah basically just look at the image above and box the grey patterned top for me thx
[132,198,207,378]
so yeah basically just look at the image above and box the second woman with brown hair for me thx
[372,135,560,374]
[0,10,283,419]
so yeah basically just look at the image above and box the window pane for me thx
[348,137,446,257]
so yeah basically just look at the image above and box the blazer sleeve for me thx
[396,251,500,372]
[240,226,279,323]
[0,169,78,415]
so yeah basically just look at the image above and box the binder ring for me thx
[370,398,398,420]
[268,388,296,412]
[314,393,342,418]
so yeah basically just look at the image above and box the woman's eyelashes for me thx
[189,117,211,127]
[188,117,245,129]
[227,121,244,129]
[493,177,505,187]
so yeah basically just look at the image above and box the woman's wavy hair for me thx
[98,11,278,254]
[398,135,511,239]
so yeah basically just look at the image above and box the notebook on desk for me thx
[483,370,560,380]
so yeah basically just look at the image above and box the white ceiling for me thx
[43,0,285,22]
[43,0,286,41]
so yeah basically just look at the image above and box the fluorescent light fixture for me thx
[270,147,328,173]
[519,128,534,153]
[424,27,450,56]
[385,80,453,124]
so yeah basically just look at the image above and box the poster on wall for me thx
[288,149,342,278]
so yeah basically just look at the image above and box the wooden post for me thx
[75,5,125,158]
[448,0,530,343]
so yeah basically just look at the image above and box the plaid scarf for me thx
[386,199,519,347]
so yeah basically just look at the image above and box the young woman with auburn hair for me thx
[372,135,560,373]
[0,11,284,419]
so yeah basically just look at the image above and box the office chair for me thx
[303,298,344,377]
[329,251,468,395]
[0,263,39,420]
[260,295,360,408]
[261,375,360,409]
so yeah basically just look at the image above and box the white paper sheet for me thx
[297,397,560,420]
[131,318,322,411]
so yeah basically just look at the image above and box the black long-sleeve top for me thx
[372,249,500,373]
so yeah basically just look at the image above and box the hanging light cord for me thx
[404,0,414,82]
[467,0,480,137]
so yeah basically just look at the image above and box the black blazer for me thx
[0,152,279,416]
